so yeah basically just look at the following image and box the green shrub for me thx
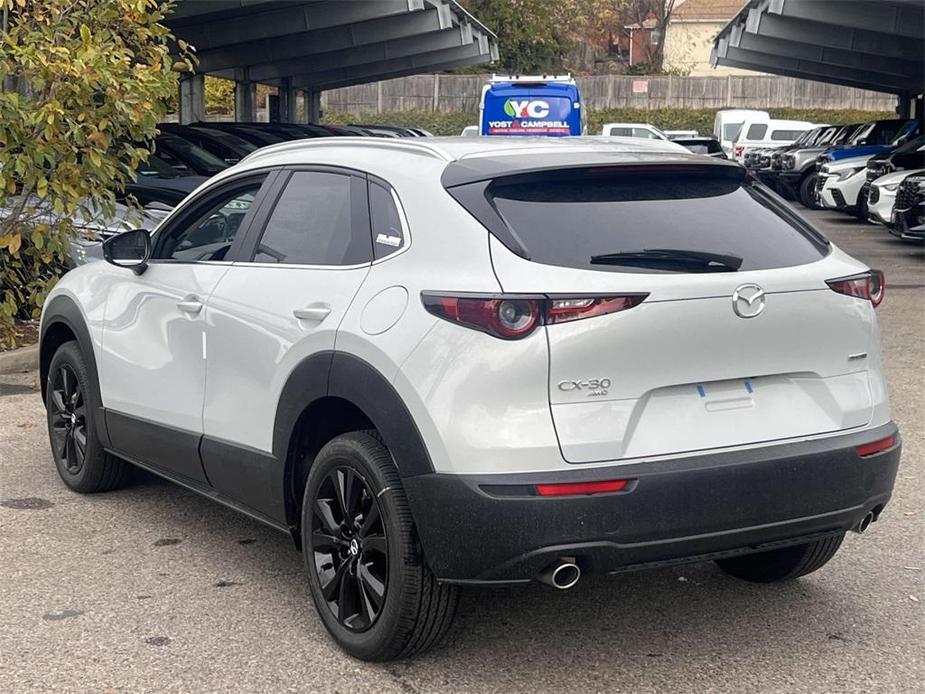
[0,0,190,348]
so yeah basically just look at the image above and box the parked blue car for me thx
[819,119,921,165]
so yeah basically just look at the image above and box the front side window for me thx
[745,123,768,140]
[633,127,659,139]
[254,171,370,266]
[156,182,262,262]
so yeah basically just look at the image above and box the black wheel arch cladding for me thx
[273,351,435,529]
[40,295,110,447]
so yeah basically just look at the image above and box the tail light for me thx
[421,293,647,340]
[535,479,629,496]
[734,145,744,158]
[826,270,885,307]
[856,435,895,457]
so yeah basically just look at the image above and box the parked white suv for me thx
[867,168,925,226]
[818,155,872,213]
[40,137,901,661]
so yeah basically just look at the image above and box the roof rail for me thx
[490,73,575,84]
[239,136,455,165]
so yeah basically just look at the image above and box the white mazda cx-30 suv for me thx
[40,136,901,660]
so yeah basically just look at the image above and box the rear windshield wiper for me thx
[590,248,743,273]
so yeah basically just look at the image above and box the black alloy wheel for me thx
[301,431,459,660]
[49,364,88,475]
[311,466,389,632]
[45,341,131,492]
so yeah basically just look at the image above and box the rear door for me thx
[473,165,876,463]
[201,168,373,519]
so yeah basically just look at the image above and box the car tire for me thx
[799,173,819,209]
[773,180,794,201]
[856,193,869,221]
[301,431,459,661]
[715,533,845,583]
[45,341,132,493]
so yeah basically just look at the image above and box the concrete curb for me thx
[0,344,39,374]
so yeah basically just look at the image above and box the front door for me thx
[100,174,271,483]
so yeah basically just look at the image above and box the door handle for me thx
[293,305,331,322]
[177,297,203,315]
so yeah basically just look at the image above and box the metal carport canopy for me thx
[711,0,923,107]
[165,0,498,121]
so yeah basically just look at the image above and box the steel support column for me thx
[178,73,205,125]
[277,78,299,123]
[235,73,257,122]
[304,88,321,123]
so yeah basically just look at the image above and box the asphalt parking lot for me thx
[0,209,922,694]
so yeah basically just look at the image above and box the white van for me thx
[733,118,816,162]
[713,109,769,158]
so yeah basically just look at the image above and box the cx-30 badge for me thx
[558,378,611,397]
[732,284,766,318]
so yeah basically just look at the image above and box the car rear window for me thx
[770,129,806,141]
[454,167,828,274]
[745,123,768,140]
[722,123,742,140]
[678,140,722,155]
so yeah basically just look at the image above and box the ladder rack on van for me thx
[490,74,576,84]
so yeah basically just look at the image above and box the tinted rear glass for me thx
[678,140,722,154]
[481,170,828,273]
[771,129,806,141]
[369,181,405,260]
[745,123,768,140]
[723,123,742,140]
[254,172,369,266]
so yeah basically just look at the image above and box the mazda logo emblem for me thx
[732,284,766,318]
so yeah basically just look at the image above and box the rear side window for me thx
[254,171,371,266]
[368,181,405,260]
[771,129,805,141]
[745,123,768,140]
[452,168,828,274]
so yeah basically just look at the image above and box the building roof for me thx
[711,0,924,96]
[165,1,499,91]
[674,0,746,21]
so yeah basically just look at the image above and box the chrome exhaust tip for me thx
[853,511,875,534]
[537,559,581,590]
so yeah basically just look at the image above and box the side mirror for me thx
[857,138,869,145]
[102,229,151,275]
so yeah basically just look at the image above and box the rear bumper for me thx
[404,423,901,583]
